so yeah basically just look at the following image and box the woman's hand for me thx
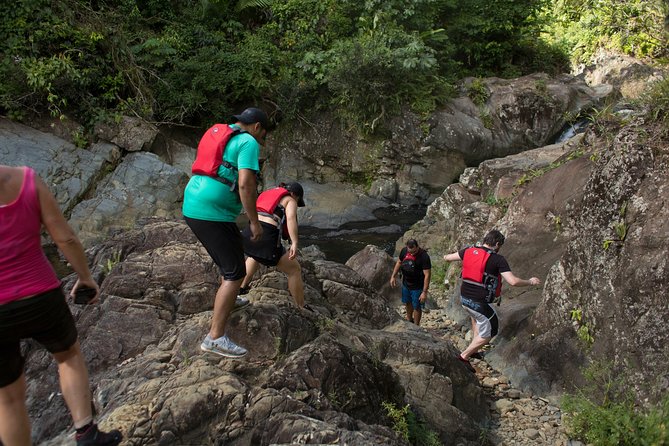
[70,278,101,304]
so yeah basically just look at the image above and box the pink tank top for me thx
[0,167,60,303]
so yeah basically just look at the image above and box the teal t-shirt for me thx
[182,125,260,222]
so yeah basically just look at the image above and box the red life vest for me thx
[191,124,243,178]
[257,187,291,239]
[400,249,422,276]
[462,246,502,302]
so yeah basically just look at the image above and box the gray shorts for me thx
[460,296,499,339]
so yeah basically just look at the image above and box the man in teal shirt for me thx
[183,107,271,358]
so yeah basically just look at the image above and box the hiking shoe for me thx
[238,286,250,296]
[75,423,122,446]
[470,351,485,360]
[200,334,247,358]
[457,355,476,373]
[233,296,250,311]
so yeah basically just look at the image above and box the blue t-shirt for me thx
[182,125,260,222]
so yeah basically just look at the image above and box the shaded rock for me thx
[95,116,159,152]
[266,73,607,208]
[345,244,397,303]
[264,335,406,425]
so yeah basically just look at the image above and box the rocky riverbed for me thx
[414,305,583,446]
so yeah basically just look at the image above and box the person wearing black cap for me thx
[183,107,273,359]
[239,182,306,308]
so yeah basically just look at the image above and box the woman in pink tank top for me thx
[0,165,122,446]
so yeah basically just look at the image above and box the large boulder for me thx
[346,245,397,303]
[68,152,188,245]
[0,118,120,213]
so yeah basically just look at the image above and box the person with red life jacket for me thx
[0,165,122,446]
[183,107,274,359]
[444,230,541,373]
[389,239,432,325]
[239,182,306,308]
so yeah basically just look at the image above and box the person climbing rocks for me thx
[443,229,541,373]
[183,107,274,359]
[390,239,432,326]
[239,182,306,309]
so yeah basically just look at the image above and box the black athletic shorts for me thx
[0,287,78,387]
[242,221,285,267]
[184,216,246,281]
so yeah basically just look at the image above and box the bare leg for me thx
[404,303,414,322]
[461,335,491,360]
[413,309,422,325]
[0,373,31,446]
[210,278,242,339]
[52,341,93,428]
[240,257,260,290]
[276,254,304,307]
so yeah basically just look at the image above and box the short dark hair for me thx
[406,239,419,248]
[483,230,505,247]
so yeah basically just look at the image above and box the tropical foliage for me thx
[0,0,666,132]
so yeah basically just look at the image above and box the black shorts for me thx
[242,221,285,267]
[184,216,246,281]
[0,287,78,387]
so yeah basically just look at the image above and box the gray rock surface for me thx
[0,118,121,213]
[68,152,188,245]
[399,112,669,404]
[26,220,489,446]
[266,73,608,207]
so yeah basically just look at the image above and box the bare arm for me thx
[443,252,461,262]
[36,175,99,302]
[389,260,401,287]
[420,268,431,302]
[238,169,262,241]
[500,271,541,287]
[283,198,299,260]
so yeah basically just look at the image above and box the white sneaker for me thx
[233,296,250,311]
[200,334,247,358]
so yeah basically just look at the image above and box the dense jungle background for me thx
[2,1,669,445]
[2,0,667,133]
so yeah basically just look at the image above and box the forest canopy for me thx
[0,0,667,132]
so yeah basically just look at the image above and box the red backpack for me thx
[191,124,244,179]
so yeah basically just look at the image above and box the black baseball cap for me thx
[284,182,305,207]
[231,107,273,130]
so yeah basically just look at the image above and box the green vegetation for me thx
[570,308,594,347]
[541,0,669,65]
[102,250,122,275]
[562,361,669,445]
[643,76,669,133]
[0,0,567,133]
[382,401,442,446]
[1,0,666,135]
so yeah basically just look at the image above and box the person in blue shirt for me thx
[183,107,272,359]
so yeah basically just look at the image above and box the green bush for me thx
[643,76,669,132]
[562,361,669,445]
[541,0,669,64]
[382,402,442,446]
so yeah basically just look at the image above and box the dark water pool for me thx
[300,206,426,263]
